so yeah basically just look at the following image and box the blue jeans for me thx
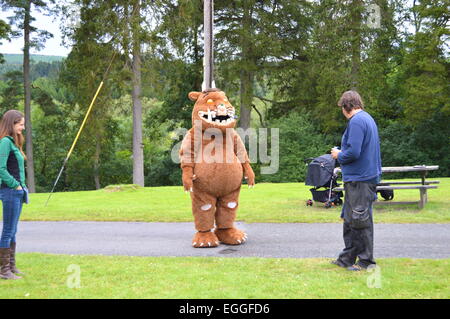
[0,187,24,248]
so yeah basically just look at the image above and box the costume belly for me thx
[194,152,243,197]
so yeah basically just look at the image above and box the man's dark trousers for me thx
[337,182,376,268]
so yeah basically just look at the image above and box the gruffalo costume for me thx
[180,89,255,248]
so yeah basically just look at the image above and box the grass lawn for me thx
[0,253,448,299]
[22,178,450,223]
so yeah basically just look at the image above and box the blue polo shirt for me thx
[338,110,382,182]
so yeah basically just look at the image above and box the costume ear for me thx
[188,91,201,101]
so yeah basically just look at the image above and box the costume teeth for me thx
[207,109,212,122]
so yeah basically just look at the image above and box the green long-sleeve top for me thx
[0,136,26,189]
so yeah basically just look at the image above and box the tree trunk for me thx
[94,135,101,190]
[239,69,253,130]
[238,1,254,130]
[350,0,363,90]
[23,1,36,192]
[131,0,144,186]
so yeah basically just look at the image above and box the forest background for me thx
[0,0,448,193]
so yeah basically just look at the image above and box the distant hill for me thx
[2,53,65,64]
[0,54,64,80]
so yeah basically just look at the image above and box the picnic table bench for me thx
[333,165,439,209]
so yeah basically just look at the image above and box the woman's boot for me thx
[9,243,24,276]
[0,247,21,280]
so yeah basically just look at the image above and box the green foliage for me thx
[255,112,331,183]
[0,19,11,64]
[380,112,450,178]
[2,53,64,64]
[398,33,449,125]
[0,70,23,112]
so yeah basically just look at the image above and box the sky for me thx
[0,8,71,57]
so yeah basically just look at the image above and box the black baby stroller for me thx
[304,154,343,208]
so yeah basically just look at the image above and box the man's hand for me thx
[182,167,196,193]
[331,147,341,160]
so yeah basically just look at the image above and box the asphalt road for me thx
[9,221,450,259]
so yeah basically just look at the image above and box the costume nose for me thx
[217,104,227,116]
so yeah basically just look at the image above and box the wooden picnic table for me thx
[333,165,440,209]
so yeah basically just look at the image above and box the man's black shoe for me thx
[330,259,348,268]
[347,264,364,271]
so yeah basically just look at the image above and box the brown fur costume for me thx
[180,89,255,248]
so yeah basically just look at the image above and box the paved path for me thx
[10,221,450,259]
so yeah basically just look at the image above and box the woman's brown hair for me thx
[0,110,26,159]
[338,90,365,113]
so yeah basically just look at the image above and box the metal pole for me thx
[202,0,214,91]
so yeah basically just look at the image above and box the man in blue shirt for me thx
[330,90,381,271]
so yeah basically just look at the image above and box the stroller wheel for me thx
[306,199,313,206]
[324,201,332,209]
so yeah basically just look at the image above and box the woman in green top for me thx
[0,110,26,280]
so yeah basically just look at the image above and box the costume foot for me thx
[192,231,220,248]
[215,228,247,245]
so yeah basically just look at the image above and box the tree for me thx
[214,0,289,130]
[59,0,159,187]
[0,70,22,112]
[58,0,122,190]
[398,0,450,125]
[1,0,55,192]
[0,18,11,64]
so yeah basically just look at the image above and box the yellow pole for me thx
[67,81,104,159]
[45,80,105,206]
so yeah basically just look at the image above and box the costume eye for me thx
[207,99,214,104]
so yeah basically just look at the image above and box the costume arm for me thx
[179,130,196,192]
[234,132,255,187]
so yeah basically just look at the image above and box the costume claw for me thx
[200,243,204,247]
[208,242,211,247]
[237,240,241,244]
[190,187,193,192]
[192,242,197,246]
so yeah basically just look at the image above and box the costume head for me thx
[188,89,236,132]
